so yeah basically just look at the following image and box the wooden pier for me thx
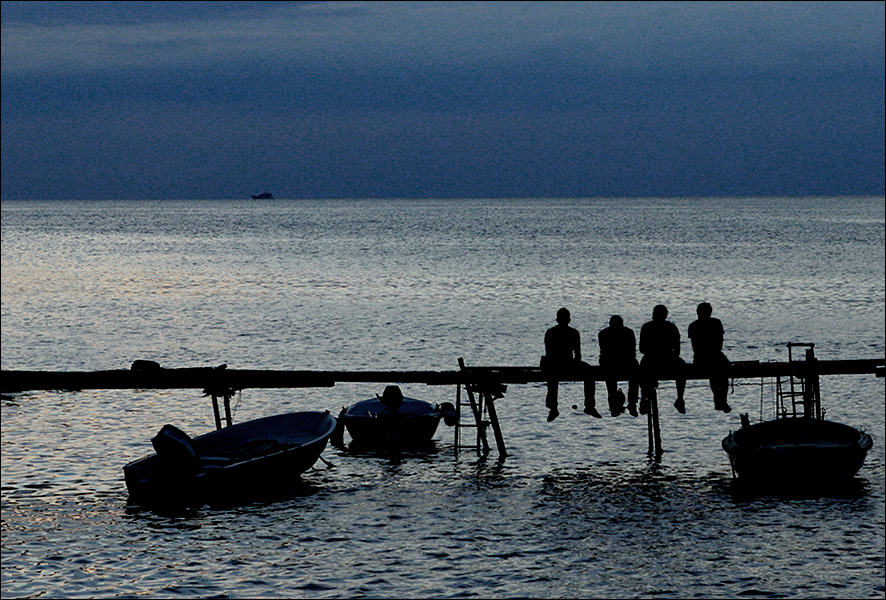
[2,358,881,393]
[2,354,883,457]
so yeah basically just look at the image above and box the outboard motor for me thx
[151,424,199,470]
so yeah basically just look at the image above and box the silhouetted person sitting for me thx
[639,304,687,414]
[541,307,600,422]
[598,315,640,417]
[687,302,732,413]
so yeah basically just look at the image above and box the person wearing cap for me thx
[541,307,600,422]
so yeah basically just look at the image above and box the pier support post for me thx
[645,388,663,456]
[207,388,235,430]
[803,346,822,420]
[223,394,233,427]
[483,388,507,458]
[211,395,222,430]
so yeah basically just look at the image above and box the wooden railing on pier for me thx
[2,357,883,458]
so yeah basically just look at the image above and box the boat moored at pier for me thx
[334,385,457,448]
[722,343,873,485]
[124,410,337,505]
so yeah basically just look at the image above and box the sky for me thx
[1,1,884,200]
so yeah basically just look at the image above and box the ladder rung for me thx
[453,420,489,428]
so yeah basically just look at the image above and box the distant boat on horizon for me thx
[250,192,274,200]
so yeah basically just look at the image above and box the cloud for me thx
[4,2,883,74]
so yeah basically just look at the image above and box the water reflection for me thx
[338,439,441,463]
[123,476,324,515]
[727,476,871,502]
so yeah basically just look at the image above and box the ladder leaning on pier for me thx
[455,358,508,457]
[776,342,822,420]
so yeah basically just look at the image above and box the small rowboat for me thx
[124,411,337,505]
[335,386,457,448]
[722,416,873,483]
[722,343,873,486]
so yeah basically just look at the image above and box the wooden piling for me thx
[650,392,662,456]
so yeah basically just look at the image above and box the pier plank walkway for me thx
[2,358,882,393]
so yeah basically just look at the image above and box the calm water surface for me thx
[2,197,884,598]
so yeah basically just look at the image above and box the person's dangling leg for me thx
[583,378,602,418]
[673,356,687,414]
[546,380,560,422]
[627,376,639,416]
[712,375,731,413]
[713,353,732,412]
[639,356,655,415]
[604,378,622,417]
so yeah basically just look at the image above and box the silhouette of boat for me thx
[251,192,274,199]
[334,385,457,447]
[722,343,873,484]
[124,411,337,504]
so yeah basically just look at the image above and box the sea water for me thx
[2,197,884,598]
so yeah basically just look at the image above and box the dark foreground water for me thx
[2,197,884,598]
